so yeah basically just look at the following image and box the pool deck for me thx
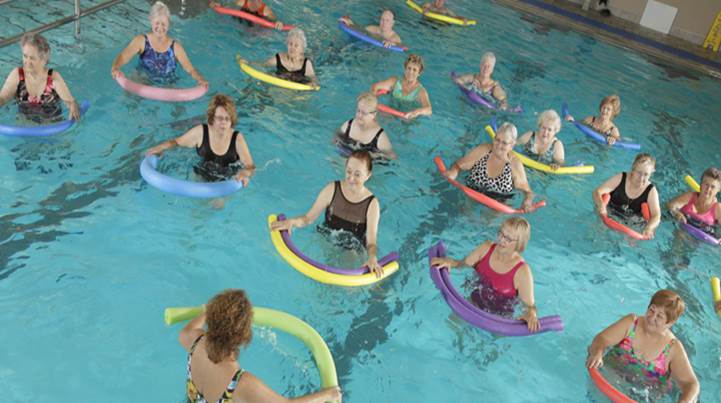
[494,0,721,79]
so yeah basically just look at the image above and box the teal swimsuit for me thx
[391,79,422,103]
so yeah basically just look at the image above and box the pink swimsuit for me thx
[680,193,718,226]
[470,244,524,315]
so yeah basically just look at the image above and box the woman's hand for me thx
[197,77,209,89]
[606,135,617,146]
[234,169,252,186]
[274,21,284,30]
[430,257,455,270]
[549,163,560,171]
[642,225,655,240]
[323,386,342,402]
[715,300,721,314]
[68,100,80,121]
[586,347,604,369]
[270,217,296,233]
[111,68,124,79]
[564,114,575,122]
[383,40,393,48]
[365,256,384,278]
[521,198,534,213]
[145,145,166,156]
[672,210,687,224]
[237,55,249,66]
[519,306,539,332]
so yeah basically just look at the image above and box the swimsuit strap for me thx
[344,119,354,137]
[186,334,205,377]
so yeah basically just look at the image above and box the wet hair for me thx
[149,1,170,21]
[500,217,531,253]
[348,150,372,173]
[287,28,307,50]
[701,167,721,186]
[206,94,238,127]
[20,33,50,62]
[496,122,518,142]
[631,153,655,170]
[481,51,496,65]
[537,109,561,132]
[404,54,424,74]
[205,289,253,363]
[648,289,685,324]
[356,92,378,110]
[599,95,621,118]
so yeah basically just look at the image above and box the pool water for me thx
[1,0,720,401]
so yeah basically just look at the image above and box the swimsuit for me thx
[681,192,718,234]
[523,131,557,163]
[609,172,653,216]
[275,53,309,84]
[391,79,422,103]
[470,243,523,315]
[470,79,498,102]
[466,152,514,195]
[590,116,614,137]
[323,180,374,242]
[15,67,62,120]
[139,34,177,81]
[607,318,674,384]
[193,124,241,181]
[337,118,383,154]
[186,335,245,403]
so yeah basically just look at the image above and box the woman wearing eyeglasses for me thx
[145,94,255,185]
[431,217,539,332]
[334,92,396,159]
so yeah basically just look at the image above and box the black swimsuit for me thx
[609,172,653,216]
[337,119,383,154]
[323,181,375,242]
[275,53,309,84]
[194,124,241,181]
[15,67,62,121]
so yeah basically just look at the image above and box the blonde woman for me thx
[431,217,539,332]
[516,109,564,169]
[238,28,318,87]
[453,52,508,110]
[335,93,396,159]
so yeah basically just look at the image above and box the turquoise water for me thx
[1,0,720,401]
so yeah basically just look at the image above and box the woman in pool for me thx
[371,54,432,120]
[565,95,621,145]
[0,33,80,121]
[339,10,403,48]
[270,151,384,277]
[335,93,396,159]
[431,217,539,332]
[452,52,508,110]
[593,153,661,239]
[110,1,207,86]
[237,28,318,87]
[668,167,721,240]
[421,0,467,22]
[586,289,699,402]
[145,94,254,185]
[179,289,342,403]
[443,122,536,212]
[210,0,286,30]
[516,109,564,169]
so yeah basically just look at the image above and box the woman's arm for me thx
[269,183,335,232]
[50,71,79,120]
[234,372,342,403]
[510,157,534,211]
[404,87,432,120]
[146,124,203,155]
[491,84,508,109]
[179,309,205,352]
[643,187,662,239]
[593,173,623,216]
[430,241,491,270]
[234,133,255,186]
[667,192,693,223]
[514,264,539,332]
[452,73,474,86]
[364,198,383,278]
[444,144,489,180]
[668,342,700,403]
[303,59,319,88]
[111,35,144,78]
[552,140,565,166]
[0,68,19,107]
[173,41,208,87]
[370,76,397,95]
[585,314,635,368]
[516,131,532,146]
[375,131,397,160]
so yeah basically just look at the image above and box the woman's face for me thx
[700,176,721,199]
[345,157,371,187]
[496,227,518,251]
[644,304,671,332]
[479,58,495,77]
[537,121,559,143]
[287,37,304,58]
[492,131,515,157]
[379,11,394,30]
[22,44,46,73]
[211,106,233,131]
[355,100,377,126]
[150,15,170,37]
[403,62,422,82]
[630,162,654,188]
[599,103,614,120]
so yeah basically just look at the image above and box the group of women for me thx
[0,0,717,402]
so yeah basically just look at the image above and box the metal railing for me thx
[0,0,126,48]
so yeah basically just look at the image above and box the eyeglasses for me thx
[214,116,232,122]
[497,231,517,243]
[356,109,377,116]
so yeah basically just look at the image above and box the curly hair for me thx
[599,95,621,118]
[206,94,238,127]
[648,289,685,324]
[205,289,253,364]
[20,33,50,62]
[404,54,424,74]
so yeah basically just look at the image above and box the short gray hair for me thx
[537,109,561,131]
[481,51,496,65]
[149,1,170,21]
[497,122,518,141]
[20,33,50,61]
[287,28,307,50]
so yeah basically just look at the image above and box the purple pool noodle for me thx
[450,72,523,113]
[429,241,563,336]
[681,223,719,245]
[276,214,399,275]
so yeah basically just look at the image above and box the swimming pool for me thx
[1,0,720,401]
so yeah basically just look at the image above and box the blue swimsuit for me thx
[139,35,177,82]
